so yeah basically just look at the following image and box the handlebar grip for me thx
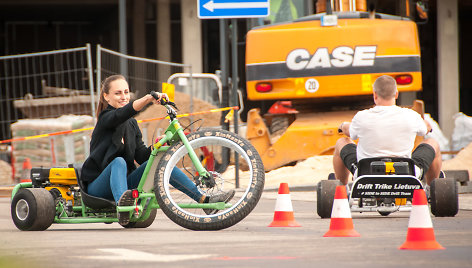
[149,91,179,111]
[150,91,159,100]
[150,90,167,105]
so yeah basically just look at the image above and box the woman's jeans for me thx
[87,157,203,203]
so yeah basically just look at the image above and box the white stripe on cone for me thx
[331,199,352,218]
[274,194,293,212]
[408,205,433,228]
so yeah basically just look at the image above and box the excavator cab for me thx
[245,0,427,171]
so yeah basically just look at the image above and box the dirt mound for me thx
[135,91,223,145]
[226,155,334,189]
[264,155,334,188]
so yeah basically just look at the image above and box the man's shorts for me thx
[340,143,358,174]
[411,143,436,173]
[339,143,436,175]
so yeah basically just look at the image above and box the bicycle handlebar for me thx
[150,91,179,110]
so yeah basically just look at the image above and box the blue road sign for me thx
[198,0,270,19]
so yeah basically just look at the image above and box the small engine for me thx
[31,167,78,187]
[30,167,80,210]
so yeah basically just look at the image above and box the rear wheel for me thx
[316,180,341,218]
[11,188,56,231]
[430,178,458,217]
[123,209,157,228]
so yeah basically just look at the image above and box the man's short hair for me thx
[373,75,397,99]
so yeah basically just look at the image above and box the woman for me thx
[80,75,234,225]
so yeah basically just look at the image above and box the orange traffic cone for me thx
[20,158,32,183]
[268,183,301,227]
[323,185,360,237]
[399,189,444,250]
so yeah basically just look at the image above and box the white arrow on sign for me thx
[203,0,269,12]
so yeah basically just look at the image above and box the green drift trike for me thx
[11,93,265,231]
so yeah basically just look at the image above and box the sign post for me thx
[198,0,269,187]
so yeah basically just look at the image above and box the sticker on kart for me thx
[351,175,423,198]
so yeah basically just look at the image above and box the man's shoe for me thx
[203,189,235,215]
[439,170,446,178]
[424,184,431,203]
[118,190,134,226]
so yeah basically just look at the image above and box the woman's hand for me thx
[150,92,169,104]
[133,92,168,112]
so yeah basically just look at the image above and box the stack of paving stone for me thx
[0,160,12,185]
[11,115,93,181]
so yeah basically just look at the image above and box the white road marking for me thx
[81,248,213,263]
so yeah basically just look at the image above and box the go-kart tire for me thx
[11,188,56,231]
[430,178,458,217]
[122,209,157,228]
[316,180,341,218]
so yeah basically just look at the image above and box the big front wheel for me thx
[154,128,265,230]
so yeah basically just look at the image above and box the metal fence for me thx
[0,44,95,140]
[96,45,195,145]
[97,45,192,102]
[0,44,228,184]
[0,44,95,182]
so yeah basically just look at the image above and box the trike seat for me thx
[70,163,116,209]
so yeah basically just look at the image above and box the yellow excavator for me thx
[245,0,428,171]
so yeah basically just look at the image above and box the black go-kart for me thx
[317,157,458,218]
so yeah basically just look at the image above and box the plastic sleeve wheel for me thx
[430,178,458,217]
[317,180,340,218]
[122,209,157,228]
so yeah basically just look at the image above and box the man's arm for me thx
[338,121,351,137]
[424,119,433,133]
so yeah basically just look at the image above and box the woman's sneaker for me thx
[118,190,134,226]
[203,189,235,215]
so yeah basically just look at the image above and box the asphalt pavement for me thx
[1,191,472,268]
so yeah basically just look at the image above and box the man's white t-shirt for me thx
[349,105,428,161]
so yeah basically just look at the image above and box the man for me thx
[333,75,442,185]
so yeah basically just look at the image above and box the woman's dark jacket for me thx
[80,101,151,189]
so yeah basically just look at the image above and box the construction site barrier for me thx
[0,106,238,184]
[0,106,239,145]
